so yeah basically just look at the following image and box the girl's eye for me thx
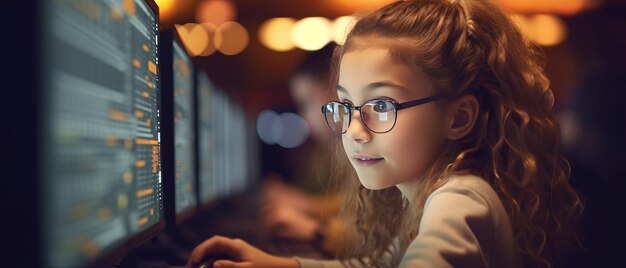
[373,100,391,112]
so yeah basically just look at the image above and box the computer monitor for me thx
[210,90,249,199]
[211,89,228,199]
[37,0,163,267]
[160,28,198,226]
[196,71,216,206]
[225,103,249,195]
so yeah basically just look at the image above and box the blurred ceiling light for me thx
[331,16,356,45]
[333,0,396,12]
[528,15,568,46]
[174,24,191,48]
[215,22,249,55]
[291,17,331,51]
[500,0,584,16]
[154,0,175,15]
[259,17,297,52]
[196,0,236,26]
[199,23,218,56]
[511,14,567,47]
[176,23,210,56]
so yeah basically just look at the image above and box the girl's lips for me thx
[354,158,383,167]
[352,154,384,167]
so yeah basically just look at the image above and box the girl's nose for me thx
[346,110,372,144]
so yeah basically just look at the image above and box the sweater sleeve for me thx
[295,238,399,268]
[398,183,494,268]
[294,258,349,268]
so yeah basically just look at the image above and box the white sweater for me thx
[295,175,523,267]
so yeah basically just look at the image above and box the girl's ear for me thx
[445,95,479,140]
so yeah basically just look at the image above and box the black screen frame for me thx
[159,28,199,231]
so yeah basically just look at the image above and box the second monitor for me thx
[160,28,198,227]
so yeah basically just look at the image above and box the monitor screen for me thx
[172,40,197,215]
[196,72,215,204]
[40,0,162,267]
[211,90,228,198]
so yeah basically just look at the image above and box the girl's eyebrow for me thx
[337,81,411,96]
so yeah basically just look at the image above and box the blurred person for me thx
[261,44,347,256]
[560,73,626,267]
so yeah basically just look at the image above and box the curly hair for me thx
[329,0,583,267]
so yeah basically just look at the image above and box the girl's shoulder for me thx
[428,174,501,210]
[404,174,522,267]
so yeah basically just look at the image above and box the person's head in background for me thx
[326,0,581,266]
[559,72,626,181]
[289,44,336,144]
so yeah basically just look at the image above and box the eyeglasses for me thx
[321,96,439,134]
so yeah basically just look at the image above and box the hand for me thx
[261,203,320,241]
[186,235,300,268]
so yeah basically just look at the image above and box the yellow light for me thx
[333,0,397,12]
[529,15,567,46]
[154,0,176,19]
[331,16,356,45]
[177,23,210,57]
[510,14,567,47]
[500,0,584,16]
[291,17,331,51]
[215,22,249,55]
[258,17,297,52]
[196,0,236,26]
[199,23,218,56]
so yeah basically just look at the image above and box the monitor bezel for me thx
[159,27,199,230]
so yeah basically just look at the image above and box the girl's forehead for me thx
[340,47,395,72]
[338,46,435,96]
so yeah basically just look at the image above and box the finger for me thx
[187,236,244,266]
[213,260,253,268]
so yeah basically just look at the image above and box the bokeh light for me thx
[291,17,331,51]
[214,22,249,55]
[331,16,356,45]
[272,113,310,148]
[196,0,236,26]
[154,0,175,15]
[176,23,210,56]
[511,14,567,47]
[529,14,567,46]
[199,23,218,56]
[257,111,310,148]
[501,0,584,16]
[258,17,297,52]
[257,110,278,145]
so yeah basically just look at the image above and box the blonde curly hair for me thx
[329,0,583,267]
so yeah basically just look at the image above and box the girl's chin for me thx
[358,178,394,190]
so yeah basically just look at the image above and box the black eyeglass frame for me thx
[321,96,439,134]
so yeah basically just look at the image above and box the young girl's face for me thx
[338,47,449,190]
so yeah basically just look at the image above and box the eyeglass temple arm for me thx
[396,96,439,110]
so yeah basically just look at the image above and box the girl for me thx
[186,0,582,267]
